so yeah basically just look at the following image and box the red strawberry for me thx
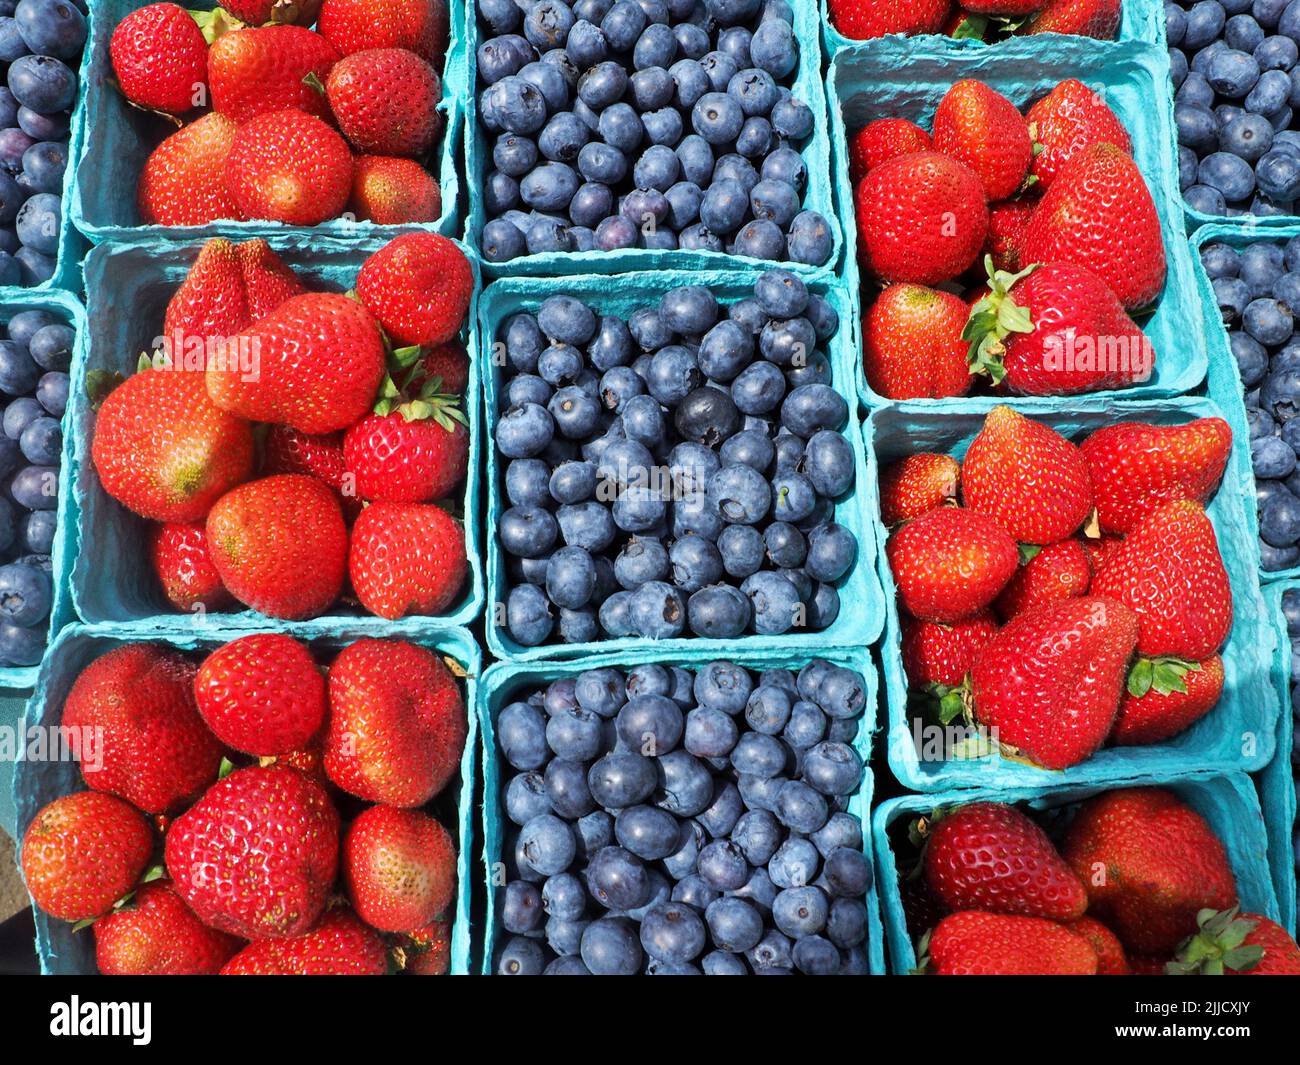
[1170,909,1300,975]
[237,240,307,321]
[149,521,234,612]
[963,0,1041,12]
[275,743,329,788]
[194,633,327,756]
[971,596,1139,769]
[1027,79,1132,190]
[879,453,961,527]
[355,233,474,348]
[166,764,339,939]
[1021,0,1122,37]
[901,610,998,688]
[401,916,452,974]
[994,538,1091,620]
[984,198,1035,272]
[261,426,357,515]
[95,881,241,976]
[863,284,972,399]
[343,406,469,504]
[1111,654,1224,746]
[221,0,321,27]
[419,341,469,395]
[225,109,352,226]
[110,2,208,116]
[827,0,952,40]
[349,502,466,620]
[326,48,443,157]
[138,112,243,226]
[162,238,247,347]
[886,507,1018,624]
[1080,418,1232,536]
[317,0,448,61]
[343,805,456,932]
[932,80,1033,201]
[848,118,932,183]
[1065,916,1131,975]
[1082,533,1125,572]
[21,792,153,922]
[961,406,1093,544]
[221,908,386,975]
[1129,953,1173,975]
[208,26,337,124]
[324,638,467,806]
[206,474,348,619]
[925,911,1098,975]
[350,155,442,224]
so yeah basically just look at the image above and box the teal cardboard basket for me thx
[1258,580,1298,935]
[476,644,884,975]
[44,75,90,294]
[479,269,885,662]
[12,621,481,975]
[69,236,484,632]
[872,771,1280,973]
[69,0,464,245]
[0,686,30,839]
[871,395,1278,792]
[464,0,842,280]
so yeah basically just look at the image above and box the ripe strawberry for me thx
[848,118,932,183]
[206,474,348,619]
[1090,500,1233,661]
[166,764,339,939]
[901,610,998,688]
[325,638,466,806]
[221,908,386,974]
[925,911,1099,975]
[1065,916,1131,975]
[879,453,961,526]
[343,406,469,504]
[932,80,1033,201]
[350,155,442,224]
[886,507,1018,624]
[276,743,329,788]
[994,538,1091,620]
[863,284,971,399]
[21,792,153,922]
[401,916,451,974]
[110,3,208,116]
[961,406,1093,544]
[138,112,243,226]
[1027,79,1132,189]
[225,109,352,226]
[162,238,247,346]
[343,805,456,932]
[1170,909,1300,975]
[1080,418,1232,536]
[209,26,337,124]
[923,802,1088,919]
[221,0,321,26]
[95,881,241,976]
[317,0,448,61]
[1082,534,1124,572]
[1111,654,1223,746]
[1019,142,1166,310]
[355,233,474,347]
[1063,787,1238,953]
[207,292,386,434]
[1021,0,1122,37]
[326,48,443,157]
[194,633,327,756]
[349,502,466,619]
[827,0,952,40]
[150,521,234,612]
[236,239,306,322]
[971,596,1139,769]
[856,152,989,285]
[261,426,357,515]
[984,198,1035,272]
[963,0,1041,12]
[1129,953,1173,975]
[419,341,469,395]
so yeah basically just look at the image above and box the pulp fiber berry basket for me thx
[41,74,90,294]
[478,269,885,663]
[463,0,842,280]
[870,395,1279,792]
[68,0,465,245]
[871,770,1280,974]
[68,235,484,632]
[826,37,1204,409]
[11,621,481,976]
[475,645,885,976]
[1257,580,1298,934]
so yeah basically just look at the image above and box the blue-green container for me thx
[872,771,1280,974]
[871,395,1278,792]
[0,686,30,839]
[69,0,464,245]
[479,269,885,662]
[464,0,842,280]
[826,38,1203,409]
[68,236,484,632]
[12,621,481,975]
[476,644,885,975]
[45,80,91,294]
[1258,580,1297,934]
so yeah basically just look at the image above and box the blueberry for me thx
[601,0,648,49]
[506,771,551,826]
[18,415,59,465]
[18,509,53,554]
[14,191,59,256]
[1247,67,1292,111]
[1209,48,1261,97]
[0,559,47,626]
[639,902,706,964]
[1262,488,1300,544]
[484,75,548,135]
[497,935,546,975]
[1175,103,1220,154]
[801,740,863,796]
[1186,0,1228,46]
[682,584,747,636]
[1223,113,1275,163]
[823,846,872,898]
[580,916,643,974]
[7,54,74,112]
[1245,296,1294,343]
[1258,148,1300,200]
[786,211,834,265]
[587,750,657,808]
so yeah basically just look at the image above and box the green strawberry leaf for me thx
[1126,657,1155,699]
[1222,944,1265,971]
[936,687,967,726]
[302,71,326,96]
[191,7,244,44]
[85,369,126,410]
[217,756,237,780]
[1017,543,1042,565]
[949,13,987,39]
[390,344,425,371]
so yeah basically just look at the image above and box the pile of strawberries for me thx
[20,633,466,975]
[854,77,1165,400]
[826,0,1122,42]
[907,790,1300,975]
[110,0,448,226]
[89,231,474,621]
[885,405,1236,769]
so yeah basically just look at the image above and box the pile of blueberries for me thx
[475,0,835,265]
[0,307,68,665]
[494,658,874,975]
[492,270,859,647]
[0,0,84,285]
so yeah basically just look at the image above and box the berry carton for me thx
[1257,579,1298,933]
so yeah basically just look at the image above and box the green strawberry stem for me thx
[1126,656,1200,699]
[962,256,1039,384]
[948,14,987,40]
[302,71,326,97]
[190,6,244,44]
[1017,542,1042,565]
[1167,907,1265,975]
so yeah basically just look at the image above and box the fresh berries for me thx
[225,109,353,226]
[1170,909,1300,976]
[109,3,208,116]
[208,25,338,124]
[349,155,442,224]
[95,881,241,976]
[1026,78,1132,190]
[886,507,1018,624]
[137,112,243,226]
[879,453,961,526]
[355,233,474,348]
[1112,654,1224,746]
[932,80,1033,202]
[149,521,234,613]
[863,283,972,399]
[326,48,443,157]
[849,118,932,183]
[343,805,457,932]
[347,500,468,620]
[925,911,1099,975]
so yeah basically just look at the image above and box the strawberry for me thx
[1082,533,1124,572]
[901,610,998,688]
[1065,916,1131,975]
[325,638,466,806]
[1080,418,1232,536]
[971,596,1139,769]
[925,911,1099,975]
[963,0,1041,12]
[209,25,337,124]
[206,474,348,619]
[886,507,1018,624]
[236,239,307,322]
[983,198,1035,272]
[1026,79,1132,190]
[848,118,931,183]
[261,425,355,505]
[1111,654,1223,746]
[225,109,352,226]
[62,643,223,814]
[110,2,208,116]
[961,406,1093,545]
[221,0,321,26]
[21,792,154,922]
[162,238,247,346]
[401,916,451,975]
[826,0,952,40]
[419,341,469,395]
[1090,500,1233,661]
[1062,787,1238,953]
[95,881,241,976]
[276,744,330,787]
[166,764,339,939]
[856,152,989,285]
[932,80,1033,202]
[343,407,469,504]
[221,908,386,975]
[207,292,386,434]
[317,0,449,62]
[863,284,972,399]
[194,633,327,756]
[1021,0,1122,37]
[326,48,443,157]
[923,802,1088,919]
[1129,953,1173,975]
[138,112,243,226]
[879,453,961,526]
[349,502,466,619]
[355,233,474,348]
[1019,142,1166,310]
[350,155,442,224]
[149,521,234,612]
[994,537,1091,620]
[1170,909,1300,975]
[343,805,456,932]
